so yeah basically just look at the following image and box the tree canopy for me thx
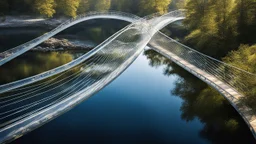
[183,0,256,58]
[139,0,172,15]
[56,0,80,17]
[223,44,256,112]
[34,0,56,17]
[0,0,173,17]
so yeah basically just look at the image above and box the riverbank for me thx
[0,15,68,28]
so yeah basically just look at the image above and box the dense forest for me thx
[0,0,173,17]
[183,0,256,57]
[182,0,256,111]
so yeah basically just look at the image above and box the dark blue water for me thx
[10,51,255,144]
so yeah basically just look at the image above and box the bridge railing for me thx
[151,32,256,104]
[150,31,256,139]
[0,10,186,93]
[0,23,134,94]
[0,11,141,66]
[0,16,154,144]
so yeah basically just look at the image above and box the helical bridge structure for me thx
[0,10,255,143]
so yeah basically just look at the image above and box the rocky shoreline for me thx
[32,38,92,52]
[0,16,94,52]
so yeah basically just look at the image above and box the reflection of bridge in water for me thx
[0,10,255,143]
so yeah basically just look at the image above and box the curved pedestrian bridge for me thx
[0,10,255,143]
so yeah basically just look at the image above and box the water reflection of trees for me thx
[0,52,73,84]
[144,49,255,143]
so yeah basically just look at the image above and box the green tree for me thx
[139,0,172,15]
[56,0,80,17]
[214,0,237,38]
[223,44,256,112]
[34,0,56,17]
[86,0,111,11]
[183,0,239,58]
[95,0,111,11]
[77,0,90,14]
[183,0,211,30]
[184,1,220,56]
[224,44,256,73]
[0,52,73,84]
[169,0,187,9]
[234,0,256,43]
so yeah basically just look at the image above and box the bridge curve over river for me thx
[0,10,255,143]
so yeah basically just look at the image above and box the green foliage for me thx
[223,44,256,73]
[34,0,56,17]
[56,0,80,17]
[223,44,256,112]
[77,0,90,13]
[0,0,174,17]
[183,0,238,58]
[183,0,256,112]
[225,119,239,132]
[0,52,73,84]
[183,0,256,58]
[234,0,256,43]
[185,8,220,55]
[139,0,172,15]
[170,0,187,9]
[78,0,112,14]
[94,0,111,11]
